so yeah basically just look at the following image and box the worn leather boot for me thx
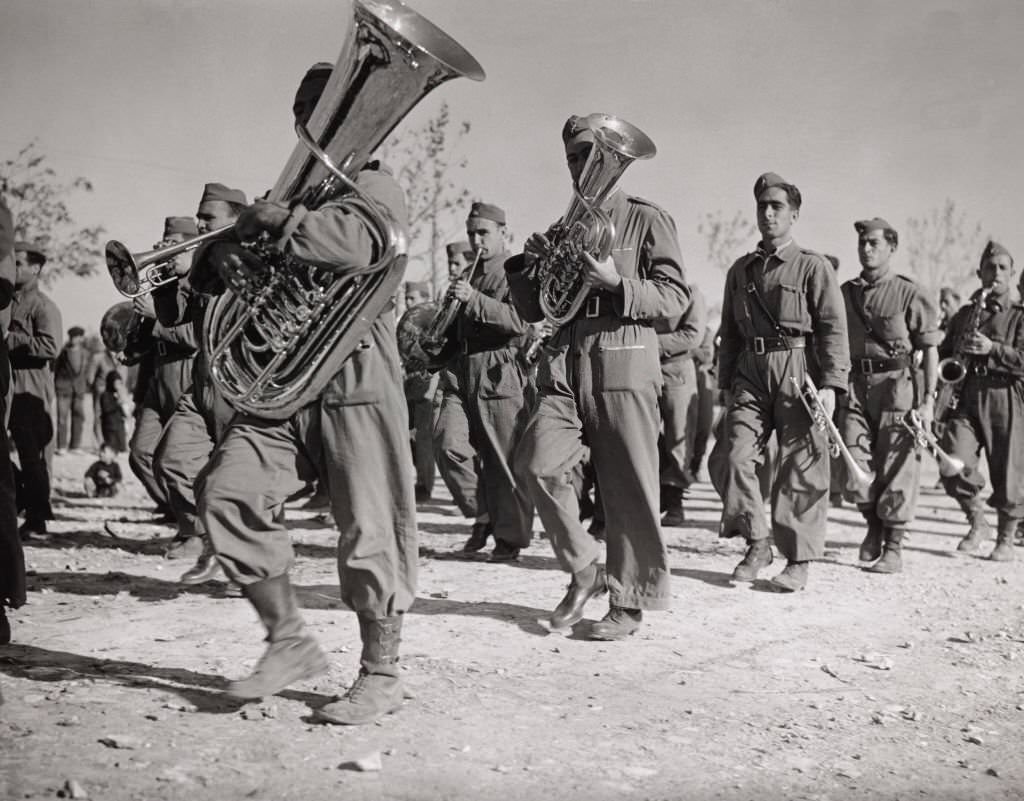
[660,485,686,527]
[589,607,642,641]
[732,539,773,582]
[0,608,10,645]
[770,560,809,592]
[462,520,493,553]
[549,562,608,630]
[867,528,903,573]
[957,505,991,553]
[315,615,404,725]
[858,506,884,562]
[226,574,328,700]
[989,518,1017,562]
[179,536,223,584]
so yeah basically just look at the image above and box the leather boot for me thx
[660,485,686,527]
[226,575,328,700]
[549,562,608,630]
[989,518,1017,562]
[589,607,642,641]
[770,560,808,592]
[462,520,493,553]
[179,536,223,584]
[315,615,404,725]
[858,506,884,562]
[957,507,991,554]
[0,608,10,645]
[867,527,903,573]
[732,539,773,582]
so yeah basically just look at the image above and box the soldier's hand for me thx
[582,252,622,292]
[818,387,836,419]
[524,232,551,267]
[963,332,994,355]
[917,398,935,431]
[235,200,289,242]
[450,279,474,303]
[203,241,267,295]
[132,294,155,319]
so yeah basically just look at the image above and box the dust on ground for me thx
[1,451,1022,801]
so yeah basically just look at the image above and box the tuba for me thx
[533,114,656,325]
[791,374,873,490]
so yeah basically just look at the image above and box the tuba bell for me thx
[534,114,656,326]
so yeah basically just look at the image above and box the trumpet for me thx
[106,228,227,298]
[791,374,872,490]
[901,408,966,477]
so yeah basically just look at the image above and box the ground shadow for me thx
[418,521,472,536]
[669,566,737,589]
[25,530,175,557]
[26,570,237,602]
[417,547,563,573]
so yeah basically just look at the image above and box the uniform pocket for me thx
[321,340,383,407]
[595,343,658,392]
[776,283,806,328]
[477,355,525,400]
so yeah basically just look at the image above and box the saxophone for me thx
[935,285,999,421]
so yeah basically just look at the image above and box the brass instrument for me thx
[791,374,872,490]
[901,409,966,477]
[534,114,656,325]
[935,285,999,421]
[419,248,483,359]
[107,0,485,419]
[100,301,151,366]
[396,300,440,381]
[106,231,224,298]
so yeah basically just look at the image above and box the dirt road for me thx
[1,452,1022,800]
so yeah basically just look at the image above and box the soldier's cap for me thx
[405,280,431,296]
[445,240,472,259]
[294,62,333,110]
[200,182,248,208]
[467,201,506,226]
[0,199,13,260]
[14,240,47,266]
[753,172,795,199]
[981,240,1014,266]
[854,217,897,239]
[163,216,198,238]
[68,326,85,338]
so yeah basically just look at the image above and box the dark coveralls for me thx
[690,326,717,479]
[710,242,849,561]
[127,319,195,509]
[54,341,89,451]
[433,251,534,548]
[198,168,417,618]
[404,368,438,496]
[510,191,690,611]
[937,290,1024,528]
[8,278,62,529]
[655,286,707,494]
[153,284,234,540]
[432,365,481,517]
[837,271,939,525]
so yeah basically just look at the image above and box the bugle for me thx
[791,374,872,490]
[106,229,226,298]
[901,409,966,478]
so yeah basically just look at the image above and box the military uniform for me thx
[432,365,482,517]
[711,187,849,583]
[690,325,717,481]
[654,286,707,524]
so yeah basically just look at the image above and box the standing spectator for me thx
[54,325,89,453]
[99,370,130,453]
[9,241,62,540]
[87,343,124,448]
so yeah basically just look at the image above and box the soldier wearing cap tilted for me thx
[837,218,940,573]
[432,202,534,561]
[126,216,199,524]
[710,171,850,592]
[509,113,689,640]
[151,183,247,578]
[937,241,1024,561]
[9,240,62,539]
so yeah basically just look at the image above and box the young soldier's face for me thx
[196,200,238,234]
[756,188,798,242]
[404,289,428,308]
[565,140,592,185]
[978,254,1014,293]
[14,251,41,287]
[466,218,504,259]
[447,252,468,280]
[858,231,894,271]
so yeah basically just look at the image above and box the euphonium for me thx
[534,115,656,325]
[791,374,873,490]
[99,301,151,366]
[195,0,484,419]
[935,285,999,421]
[901,409,966,478]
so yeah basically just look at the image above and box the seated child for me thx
[84,443,123,498]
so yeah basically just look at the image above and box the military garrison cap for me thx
[445,240,471,259]
[854,217,897,238]
[163,216,198,238]
[200,183,248,207]
[14,240,47,265]
[981,240,1013,266]
[467,202,506,226]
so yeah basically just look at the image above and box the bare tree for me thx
[0,141,105,285]
[903,199,986,297]
[378,102,473,295]
[697,210,757,273]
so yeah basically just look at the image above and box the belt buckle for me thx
[860,358,874,374]
[752,337,766,355]
[975,365,988,377]
[585,295,600,318]
[156,342,168,358]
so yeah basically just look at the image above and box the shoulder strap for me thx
[848,284,898,356]
[742,257,784,336]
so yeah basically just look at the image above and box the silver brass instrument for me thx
[791,374,872,490]
[396,300,440,381]
[100,301,150,366]
[106,0,484,419]
[534,115,656,325]
[935,285,999,421]
[419,248,482,358]
[901,409,966,477]
[106,231,225,298]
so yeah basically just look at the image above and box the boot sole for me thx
[313,697,403,726]
[225,652,329,700]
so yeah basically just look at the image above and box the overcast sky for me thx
[2,0,1020,331]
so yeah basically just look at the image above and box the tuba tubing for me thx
[791,374,873,490]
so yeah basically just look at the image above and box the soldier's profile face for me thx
[565,140,592,185]
[404,289,428,308]
[756,188,798,241]
[13,251,41,287]
[858,231,894,270]
[978,254,1014,291]
[196,200,237,233]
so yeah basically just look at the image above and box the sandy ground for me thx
[1,448,1023,801]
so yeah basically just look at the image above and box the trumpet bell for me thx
[106,241,143,296]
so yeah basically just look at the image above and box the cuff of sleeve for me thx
[820,374,849,394]
[275,203,310,251]
[618,277,640,318]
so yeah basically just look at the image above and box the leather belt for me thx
[744,335,806,355]
[154,341,196,362]
[969,365,1016,383]
[573,293,617,321]
[851,355,912,375]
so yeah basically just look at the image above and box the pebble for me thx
[339,751,382,772]
[58,779,88,799]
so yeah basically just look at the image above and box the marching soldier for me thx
[195,63,417,726]
[689,324,717,483]
[509,113,689,640]
[655,285,707,527]
[432,202,534,560]
[710,172,850,592]
[402,280,439,501]
[837,218,940,573]
[937,241,1024,561]
[9,241,62,539]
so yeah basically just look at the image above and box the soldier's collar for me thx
[755,239,795,262]
[857,266,892,286]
